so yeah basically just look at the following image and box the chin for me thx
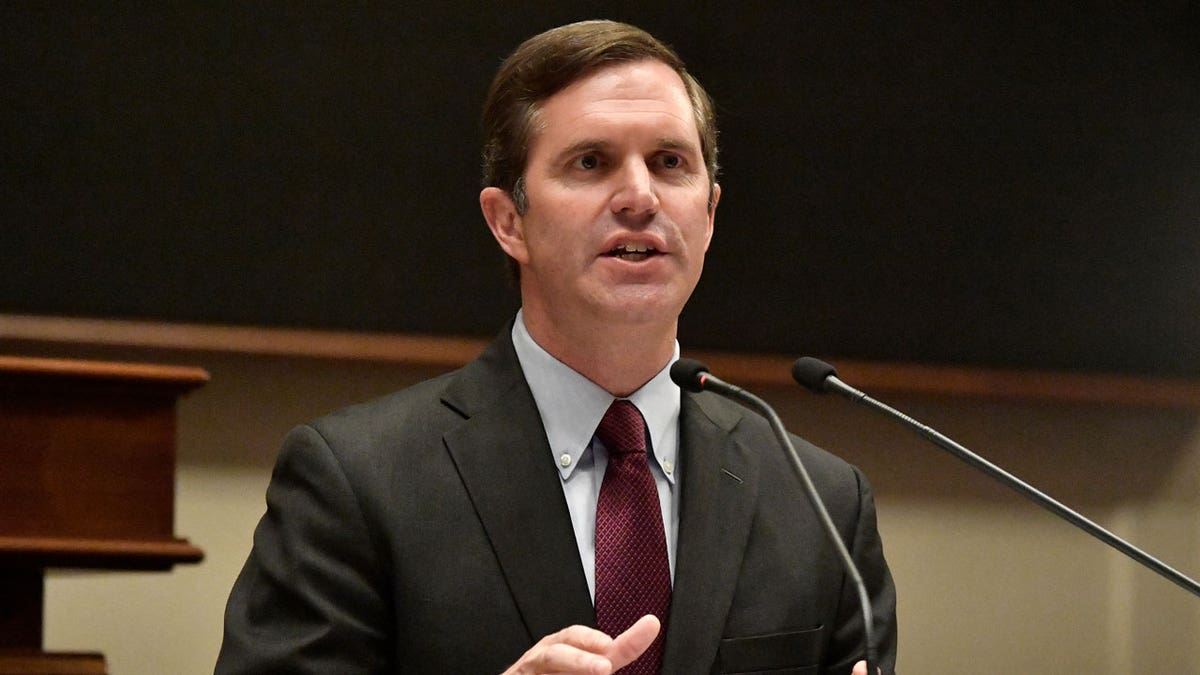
[582,277,695,323]
[598,295,687,327]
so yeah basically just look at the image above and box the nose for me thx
[609,159,660,216]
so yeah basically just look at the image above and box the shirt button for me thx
[662,460,674,475]
[559,453,572,468]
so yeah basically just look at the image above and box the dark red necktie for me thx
[594,399,671,675]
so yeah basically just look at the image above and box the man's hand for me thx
[502,614,660,675]
[851,660,882,675]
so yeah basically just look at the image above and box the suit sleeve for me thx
[823,467,899,675]
[215,424,393,674]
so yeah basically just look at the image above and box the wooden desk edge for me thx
[0,536,204,570]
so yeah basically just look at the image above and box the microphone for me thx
[670,358,878,673]
[792,357,1200,599]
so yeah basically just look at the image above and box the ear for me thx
[703,182,720,251]
[480,187,529,264]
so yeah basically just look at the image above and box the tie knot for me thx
[595,400,648,456]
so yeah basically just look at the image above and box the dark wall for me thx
[4,3,1199,376]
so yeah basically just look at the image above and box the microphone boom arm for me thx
[824,371,1200,599]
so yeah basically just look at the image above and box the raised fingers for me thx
[504,624,615,675]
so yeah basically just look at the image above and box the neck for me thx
[520,309,676,398]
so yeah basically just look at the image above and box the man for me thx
[217,20,896,674]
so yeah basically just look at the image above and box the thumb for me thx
[604,615,661,671]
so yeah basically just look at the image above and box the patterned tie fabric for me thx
[594,399,671,675]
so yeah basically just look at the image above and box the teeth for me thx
[613,243,653,254]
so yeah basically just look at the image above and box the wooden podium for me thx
[0,356,207,674]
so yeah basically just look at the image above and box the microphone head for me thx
[791,357,838,393]
[670,358,710,392]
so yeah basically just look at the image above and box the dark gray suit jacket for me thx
[216,331,897,674]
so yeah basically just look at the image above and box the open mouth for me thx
[606,242,659,262]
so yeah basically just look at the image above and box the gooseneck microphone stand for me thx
[792,356,1200,600]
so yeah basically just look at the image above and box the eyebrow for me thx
[655,137,699,154]
[553,139,612,164]
[551,137,701,165]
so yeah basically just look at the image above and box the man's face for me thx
[485,59,719,335]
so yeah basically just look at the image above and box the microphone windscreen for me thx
[670,358,709,392]
[791,357,837,393]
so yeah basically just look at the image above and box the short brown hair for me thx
[481,20,719,212]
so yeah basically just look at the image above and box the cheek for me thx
[682,203,715,247]
[547,176,623,212]
[527,199,598,247]
[523,218,583,270]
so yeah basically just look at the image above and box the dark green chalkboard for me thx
[4,3,1198,375]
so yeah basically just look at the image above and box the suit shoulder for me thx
[303,368,462,450]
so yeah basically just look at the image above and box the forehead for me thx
[530,59,699,146]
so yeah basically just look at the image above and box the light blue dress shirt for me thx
[511,311,681,602]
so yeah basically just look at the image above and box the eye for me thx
[574,154,600,170]
[658,154,682,170]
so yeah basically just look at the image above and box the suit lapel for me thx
[440,332,595,643]
[662,391,760,675]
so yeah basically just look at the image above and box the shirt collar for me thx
[511,310,680,484]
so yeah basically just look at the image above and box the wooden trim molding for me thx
[4,313,1200,408]
[0,313,484,366]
